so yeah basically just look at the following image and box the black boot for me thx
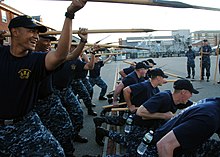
[107,98,113,104]
[74,134,88,143]
[99,96,107,100]
[63,141,75,157]
[88,109,97,116]
[100,108,111,117]
[186,75,190,78]
[93,117,106,127]
[95,127,109,146]
[207,77,209,82]
[91,102,96,107]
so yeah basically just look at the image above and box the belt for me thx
[0,117,23,125]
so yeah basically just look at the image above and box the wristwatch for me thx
[80,38,87,43]
[65,12,75,19]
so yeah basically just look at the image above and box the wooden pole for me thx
[112,108,129,112]
[158,64,167,69]
[87,0,220,11]
[102,102,126,109]
[214,41,220,84]
[111,107,138,112]
[164,71,185,79]
[200,46,203,80]
[94,52,127,56]
[3,28,170,37]
[122,60,136,65]
[50,0,220,11]
[87,52,127,57]
[95,35,111,44]
[166,79,177,83]
[90,43,149,50]
[52,41,149,50]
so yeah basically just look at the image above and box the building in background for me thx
[191,30,220,46]
[0,1,56,44]
[121,29,220,58]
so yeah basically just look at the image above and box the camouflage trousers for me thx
[108,129,127,146]
[82,77,94,98]
[106,114,136,146]
[187,64,195,77]
[57,87,83,136]
[126,125,149,157]
[102,114,126,126]
[107,139,220,157]
[138,139,220,157]
[71,79,93,109]
[178,139,220,157]
[201,61,211,78]
[89,76,108,97]
[136,139,220,157]
[34,93,74,156]
[0,111,65,157]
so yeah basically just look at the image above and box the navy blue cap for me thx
[149,68,168,78]
[8,15,47,33]
[173,79,199,94]
[39,35,57,41]
[135,62,151,70]
[147,59,156,65]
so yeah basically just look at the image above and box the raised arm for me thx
[66,28,88,60]
[45,0,87,71]
[82,52,90,63]
[103,54,113,64]
[84,44,100,70]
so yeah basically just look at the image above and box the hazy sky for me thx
[4,0,220,43]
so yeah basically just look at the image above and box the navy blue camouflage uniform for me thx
[71,58,94,111]
[144,98,220,157]
[89,60,108,98]
[106,80,160,147]
[0,46,65,156]
[126,90,178,156]
[200,45,212,80]
[81,57,94,98]
[53,60,84,139]
[0,112,64,157]
[82,77,94,98]
[33,74,75,156]
[185,48,195,78]
[101,71,146,126]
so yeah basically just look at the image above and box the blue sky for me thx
[4,0,220,43]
